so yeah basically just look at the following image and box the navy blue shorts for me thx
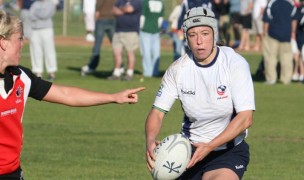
[178,141,250,180]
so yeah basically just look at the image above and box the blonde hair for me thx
[0,10,23,39]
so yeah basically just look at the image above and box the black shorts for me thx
[230,12,241,25]
[0,166,24,180]
[178,141,250,180]
[240,14,252,29]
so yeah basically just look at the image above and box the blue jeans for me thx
[140,31,161,77]
[87,19,115,70]
[171,32,183,61]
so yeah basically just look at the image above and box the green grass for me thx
[14,8,304,180]
[18,43,304,180]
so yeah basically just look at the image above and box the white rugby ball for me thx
[151,133,191,180]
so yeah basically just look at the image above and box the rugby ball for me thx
[151,133,191,180]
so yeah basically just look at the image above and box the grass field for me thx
[13,7,304,180]
[18,42,304,180]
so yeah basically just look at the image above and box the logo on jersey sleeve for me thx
[156,84,164,97]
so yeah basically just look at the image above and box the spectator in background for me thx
[262,0,297,85]
[168,0,184,61]
[213,0,230,46]
[81,0,117,76]
[140,0,164,77]
[0,0,4,10]
[83,0,96,42]
[17,0,34,39]
[29,0,57,81]
[292,0,304,82]
[107,0,142,81]
[238,0,253,51]
[252,0,267,52]
[229,0,241,48]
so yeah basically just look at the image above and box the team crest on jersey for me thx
[156,84,164,97]
[16,86,23,97]
[217,85,226,95]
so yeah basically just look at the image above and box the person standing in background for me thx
[213,0,231,46]
[29,0,57,81]
[238,0,253,51]
[252,0,267,52]
[81,0,117,76]
[17,0,34,39]
[0,0,4,10]
[168,0,184,61]
[140,0,164,77]
[262,0,297,85]
[292,0,304,82]
[107,0,142,81]
[83,0,96,42]
[229,0,241,48]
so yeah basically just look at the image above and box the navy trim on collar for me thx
[192,47,219,68]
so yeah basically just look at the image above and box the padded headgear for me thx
[183,7,218,46]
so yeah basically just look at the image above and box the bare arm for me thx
[121,3,135,13]
[263,22,269,36]
[17,0,23,9]
[42,84,145,107]
[291,19,297,40]
[112,6,124,16]
[187,110,254,169]
[145,108,166,171]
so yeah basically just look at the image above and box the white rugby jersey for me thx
[153,46,255,150]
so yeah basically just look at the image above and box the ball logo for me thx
[163,161,182,174]
[217,85,226,95]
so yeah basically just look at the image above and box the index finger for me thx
[129,87,146,94]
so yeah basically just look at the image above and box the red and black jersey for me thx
[0,66,52,175]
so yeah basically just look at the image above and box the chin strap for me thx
[0,66,21,93]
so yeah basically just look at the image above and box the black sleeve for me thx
[19,66,52,100]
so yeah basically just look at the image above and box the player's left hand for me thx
[186,142,212,169]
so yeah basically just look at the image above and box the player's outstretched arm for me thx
[42,84,145,107]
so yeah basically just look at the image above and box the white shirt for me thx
[83,0,96,14]
[253,0,268,20]
[169,4,182,30]
[153,46,255,150]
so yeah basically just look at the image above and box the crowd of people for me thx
[0,0,302,85]
[79,0,304,85]
[81,0,164,81]
[0,0,301,85]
